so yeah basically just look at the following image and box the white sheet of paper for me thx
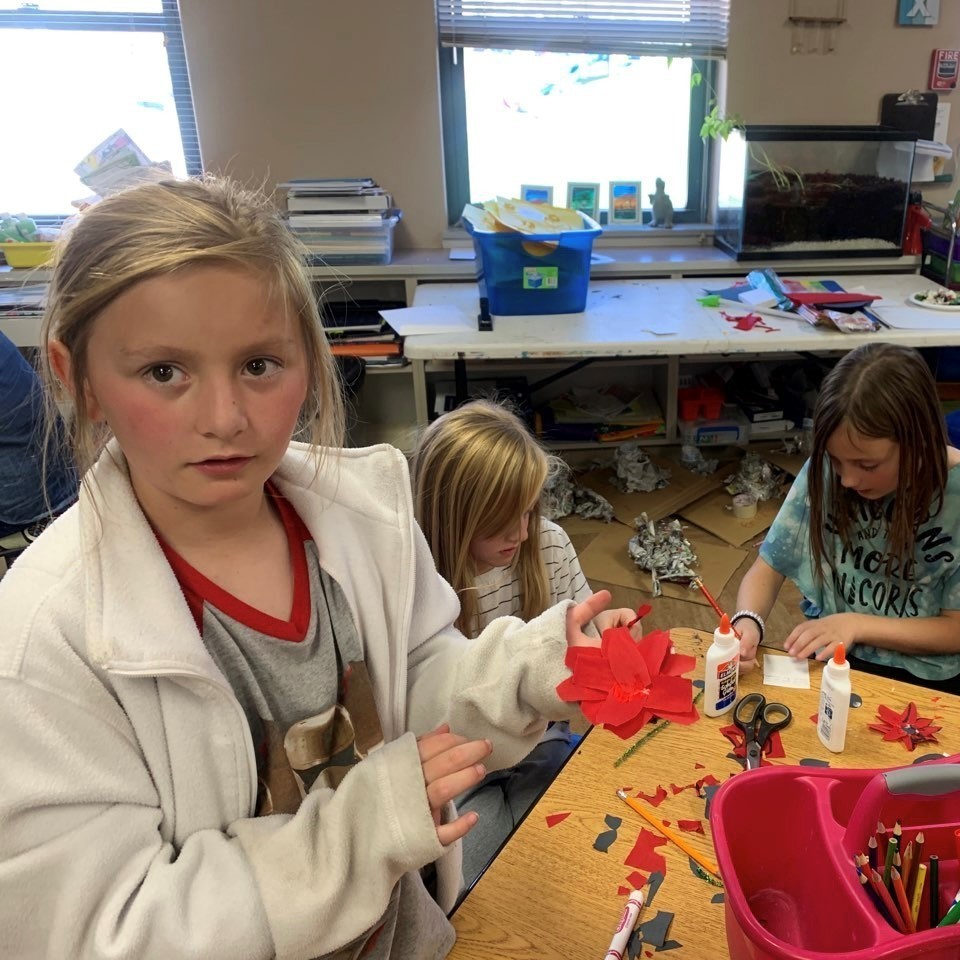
[872,303,960,331]
[448,248,476,260]
[379,304,475,336]
[763,654,810,689]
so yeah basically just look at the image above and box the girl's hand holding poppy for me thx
[784,613,858,662]
[593,606,646,639]
[566,590,612,648]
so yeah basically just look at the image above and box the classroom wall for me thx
[180,0,960,250]
[726,0,960,209]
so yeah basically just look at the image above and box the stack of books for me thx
[278,178,401,265]
[323,298,406,366]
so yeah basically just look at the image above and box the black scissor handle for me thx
[733,693,765,730]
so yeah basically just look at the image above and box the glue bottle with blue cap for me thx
[704,613,740,717]
[817,644,851,753]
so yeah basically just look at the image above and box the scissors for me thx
[733,693,792,770]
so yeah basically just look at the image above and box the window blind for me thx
[436,0,729,58]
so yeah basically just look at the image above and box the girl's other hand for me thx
[566,590,612,648]
[738,620,763,672]
[594,606,645,639]
[417,724,492,846]
[784,613,857,662]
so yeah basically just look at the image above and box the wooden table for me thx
[448,629,960,960]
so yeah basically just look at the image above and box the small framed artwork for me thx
[898,0,939,26]
[566,182,600,219]
[519,184,554,205]
[608,181,642,224]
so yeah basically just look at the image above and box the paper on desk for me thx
[379,304,475,335]
[871,301,960,331]
[448,248,475,260]
[763,654,810,689]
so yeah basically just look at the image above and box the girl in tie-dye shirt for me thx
[734,343,960,693]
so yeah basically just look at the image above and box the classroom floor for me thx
[565,525,801,734]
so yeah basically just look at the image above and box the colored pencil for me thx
[691,577,741,640]
[870,869,908,934]
[859,870,886,916]
[891,868,917,933]
[615,789,721,879]
[910,863,928,928]
[892,820,902,857]
[868,834,879,872]
[883,837,897,888]
[901,840,914,893]
[937,898,960,928]
[930,855,941,927]
[910,833,925,900]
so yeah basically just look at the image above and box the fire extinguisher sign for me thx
[930,49,959,92]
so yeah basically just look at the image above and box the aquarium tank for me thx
[715,125,916,260]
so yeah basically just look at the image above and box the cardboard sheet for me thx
[748,441,807,479]
[576,521,747,605]
[577,453,725,526]
[678,487,783,548]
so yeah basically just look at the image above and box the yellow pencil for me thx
[616,789,722,880]
[910,863,928,927]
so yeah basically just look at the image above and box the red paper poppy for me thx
[557,626,699,739]
[867,702,942,752]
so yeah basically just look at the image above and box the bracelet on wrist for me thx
[731,610,765,643]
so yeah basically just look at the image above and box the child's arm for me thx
[735,555,786,670]
[784,609,960,661]
[405,522,607,773]
[0,661,478,960]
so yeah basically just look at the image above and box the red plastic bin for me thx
[710,758,960,960]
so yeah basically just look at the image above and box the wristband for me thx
[731,610,765,644]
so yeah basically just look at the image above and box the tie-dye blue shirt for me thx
[760,460,960,682]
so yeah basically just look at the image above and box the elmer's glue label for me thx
[817,644,851,753]
[704,613,740,717]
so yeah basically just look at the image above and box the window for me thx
[0,1,200,218]
[437,0,730,226]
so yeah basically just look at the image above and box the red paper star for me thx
[867,702,942,752]
[557,627,699,739]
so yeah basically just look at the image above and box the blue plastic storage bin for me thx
[463,211,601,316]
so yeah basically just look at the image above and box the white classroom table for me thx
[403,274,960,427]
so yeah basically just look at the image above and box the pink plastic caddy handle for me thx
[844,759,960,852]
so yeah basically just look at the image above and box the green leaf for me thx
[691,70,702,87]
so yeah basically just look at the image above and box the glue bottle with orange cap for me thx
[817,644,851,753]
[704,613,740,717]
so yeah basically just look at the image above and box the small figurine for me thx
[649,178,674,229]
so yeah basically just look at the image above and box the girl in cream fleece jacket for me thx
[0,178,609,960]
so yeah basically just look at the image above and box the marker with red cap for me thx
[818,643,851,752]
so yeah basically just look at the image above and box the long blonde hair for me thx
[411,400,552,636]
[40,176,344,479]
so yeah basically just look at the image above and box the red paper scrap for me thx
[932,697,942,703]
[868,702,942,752]
[694,762,705,770]
[557,626,700,740]
[618,885,631,896]
[635,785,668,807]
[625,828,668,876]
[720,309,778,332]
[626,870,648,890]
[545,812,571,828]
[720,723,786,766]
[809,713,818,725]
[678,820,705,834]
[670,775,720,796]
